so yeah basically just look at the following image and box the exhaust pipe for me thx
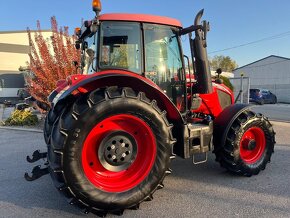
[193,9,213,94]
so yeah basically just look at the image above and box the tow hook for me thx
[24,150,49,181]
[26,150,47,163]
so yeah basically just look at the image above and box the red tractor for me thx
[25,0,275,216]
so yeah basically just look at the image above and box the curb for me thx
[0,126,43,133]
[0,120,289,133]
[269,119,290,124]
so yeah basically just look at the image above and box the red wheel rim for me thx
[82,114,156,192]
[240,127,266,164]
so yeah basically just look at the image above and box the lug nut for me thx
[111,145,115,149]
[122,153,126,157]
[112,155,117,160]
[121,143,126,147]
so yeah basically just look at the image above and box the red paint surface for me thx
[191,82,234,117]
[240,127,266,164]
[99,13,182,27]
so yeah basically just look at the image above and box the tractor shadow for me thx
[166,145,290,213]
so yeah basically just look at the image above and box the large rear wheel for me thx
[48,87,175,216]
[44,109,57,144]
[214,110,275,176]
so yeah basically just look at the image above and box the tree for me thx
[26,17,81,110]
[210,55,238,72]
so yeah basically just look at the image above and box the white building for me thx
[233,55,290,103]
[0,30,52,103]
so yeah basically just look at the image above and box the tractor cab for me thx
[77,13,187,111]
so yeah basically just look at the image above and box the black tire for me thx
[44,109,57,145]
[44,102,72,144]
[259,99,264,105]
[214,110,275,176]
[48,87,175,216]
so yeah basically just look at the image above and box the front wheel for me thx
[214,110,275,176]
[48,87,175,216]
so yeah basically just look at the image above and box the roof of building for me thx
[234,55,290,71]
[99,13,182,28]
[0,30,52,34]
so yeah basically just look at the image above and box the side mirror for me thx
[216,68,222,78]
[215,68,223,84]
[75,41,81,50]
[90,23,98,33]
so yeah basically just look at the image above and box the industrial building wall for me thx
[0,30,52,102]
[233,56,290,103]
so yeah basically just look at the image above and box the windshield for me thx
[99,21,142,73]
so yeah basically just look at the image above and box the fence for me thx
[229,77,250,104]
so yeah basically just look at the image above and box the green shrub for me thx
[3,110,38,126]
[212,75,234,91]
[220,75,234,91]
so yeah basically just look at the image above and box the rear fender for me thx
[51,70,186,157]
[213,104,253,150]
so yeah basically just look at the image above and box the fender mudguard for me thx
[50,70,186,157]
[213,104,253,149]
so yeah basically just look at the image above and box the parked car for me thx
[250,89,277,104]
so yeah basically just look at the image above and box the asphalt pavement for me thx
[0,104,3,121]
[251,103,290,122]
[0,121,290,218]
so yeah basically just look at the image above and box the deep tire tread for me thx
[214,110,275,176]
[45,86,176,216]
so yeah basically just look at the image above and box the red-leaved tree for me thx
[27,16,81,110]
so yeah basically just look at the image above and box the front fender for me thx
[51,70,183,122]
[213,104,253,149]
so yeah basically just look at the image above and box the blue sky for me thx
[1,0,290,67]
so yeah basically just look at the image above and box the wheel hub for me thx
[98,131,137,172]
[242,139,256,151]
[240,127,266,164]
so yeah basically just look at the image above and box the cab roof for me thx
[99,13,183,28]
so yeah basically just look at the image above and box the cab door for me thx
[143,23,185,112]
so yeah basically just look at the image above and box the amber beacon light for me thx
[74,27,81,36]
[92,0,102,13]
